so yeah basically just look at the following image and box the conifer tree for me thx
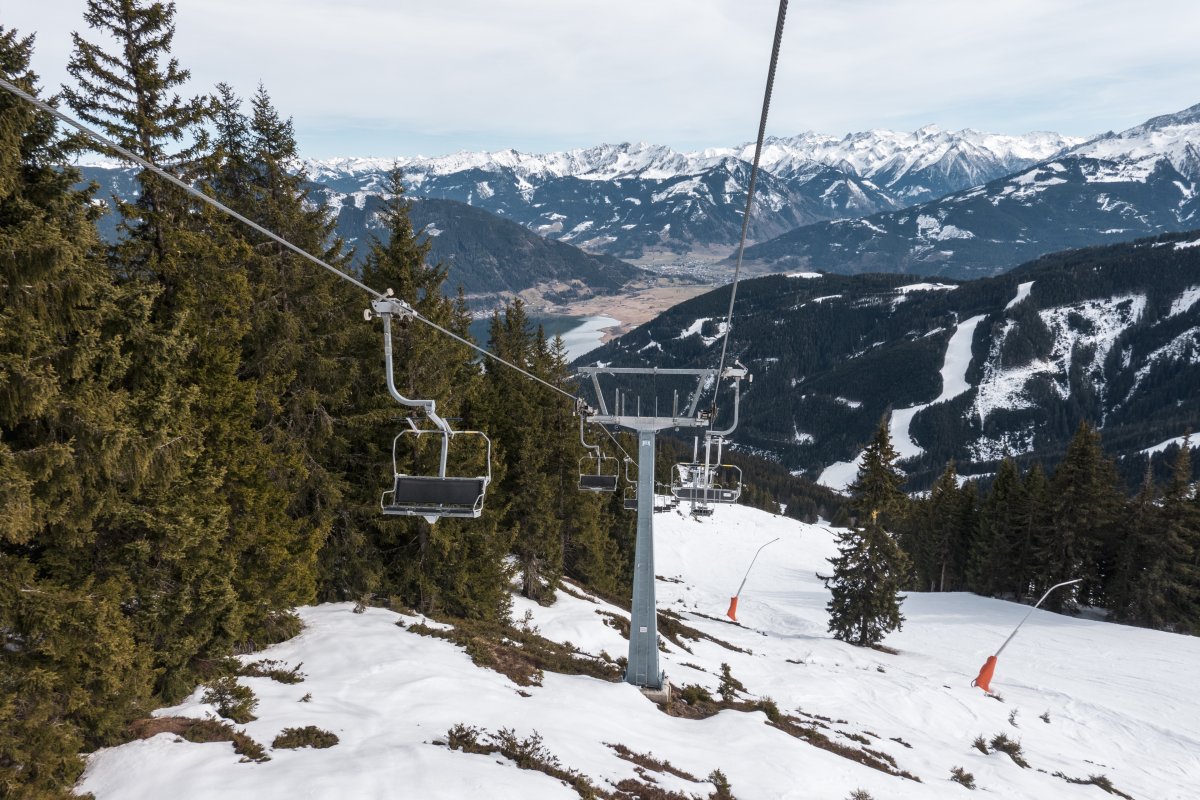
[485,303,563,602]
[822,419,910,646]
[967,458,1026,597]
[60,0,314,698]
[1037,422,1123,613]
[0,28,153,796]
[848,417,908,526]
[1111,445,1198,631]
[63,0,210,269]
[917,461,964,592]
[1015,462,1050,601]
[820,511,909,647]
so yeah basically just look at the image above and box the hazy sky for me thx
[7,0,1200,159]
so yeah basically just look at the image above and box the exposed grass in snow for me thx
[405,616,624,687]
[78,506,1200,800]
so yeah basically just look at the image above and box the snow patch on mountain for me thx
[1130,328,1200,394]
[974,295,1147,424]
[1169,286,1200,316]
[889,315,985,461]
[1005,281,1035,310]
[1141,434,1200,455]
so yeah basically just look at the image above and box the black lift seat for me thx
[579,473,619,492]
[672,486,739,504]
[383,475,486,518]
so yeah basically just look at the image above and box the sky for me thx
[7,0,1200,160]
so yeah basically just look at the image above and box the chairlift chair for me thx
[621,457,638,510]
[623,486,638,510]
[383,426,492,522]
[670,435,743,506]
[578,419,620,492]
[371,296,493,523]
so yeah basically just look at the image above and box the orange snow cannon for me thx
[726,596,739,621]
[970,578,1081,693]
[972,655,997,693]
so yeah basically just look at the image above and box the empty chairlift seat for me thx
[672,485,740,503]
[577,425,619,493]
[381,428,492,522]
[384,475,487,518]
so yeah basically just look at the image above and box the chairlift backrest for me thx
[382,428,492,523]
[579,454,619,493]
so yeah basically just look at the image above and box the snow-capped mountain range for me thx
[294,127,1082,261]
[745,103,1200,278]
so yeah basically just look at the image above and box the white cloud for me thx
[8,0,1200,157]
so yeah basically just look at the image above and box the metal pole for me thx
[626,429,663,690]
[734,538,781,597]
[994,578,1082,658]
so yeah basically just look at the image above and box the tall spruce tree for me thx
[1015,462,1050,601]
[63,0,210,269]
[1111,445,1199,631]
[484,302,564,602]
[0,28,153,797]
[61,0,314,698]
[1037,422,1123,613]
[848,417,908,526]
[820,510,909,647]
[822,420,910,646]
[967,457,1027,597]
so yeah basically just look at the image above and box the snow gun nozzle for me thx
[726,596,739,622]
[972,655,998,693]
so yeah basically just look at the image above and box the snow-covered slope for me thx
[77,505,1200,800]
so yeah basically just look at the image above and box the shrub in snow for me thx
[988,733,1029,768]
[202,677,258,724]
[708,769,734,799]
[950,766,977,789]
[272,726,339,749]
[240,659,305,684]
[718,663,746,700]
[846,790,874,800]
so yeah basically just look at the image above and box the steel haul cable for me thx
[0,75,581,407]
[710,0,789,421]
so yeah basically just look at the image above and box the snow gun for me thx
[972,578,1081,693]
[727,537,780,621]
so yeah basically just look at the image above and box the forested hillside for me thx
[584,233,1200,490]
[0,14,638,797]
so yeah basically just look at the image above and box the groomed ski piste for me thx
[78,505,1200,799]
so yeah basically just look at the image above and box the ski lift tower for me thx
[577,364,748,693]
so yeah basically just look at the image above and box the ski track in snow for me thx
[76,506,1200,800]
[888,315,986,463]
[823,314,983,487]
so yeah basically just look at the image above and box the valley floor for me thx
[543,283,712,344]
[78,506,1200,799]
